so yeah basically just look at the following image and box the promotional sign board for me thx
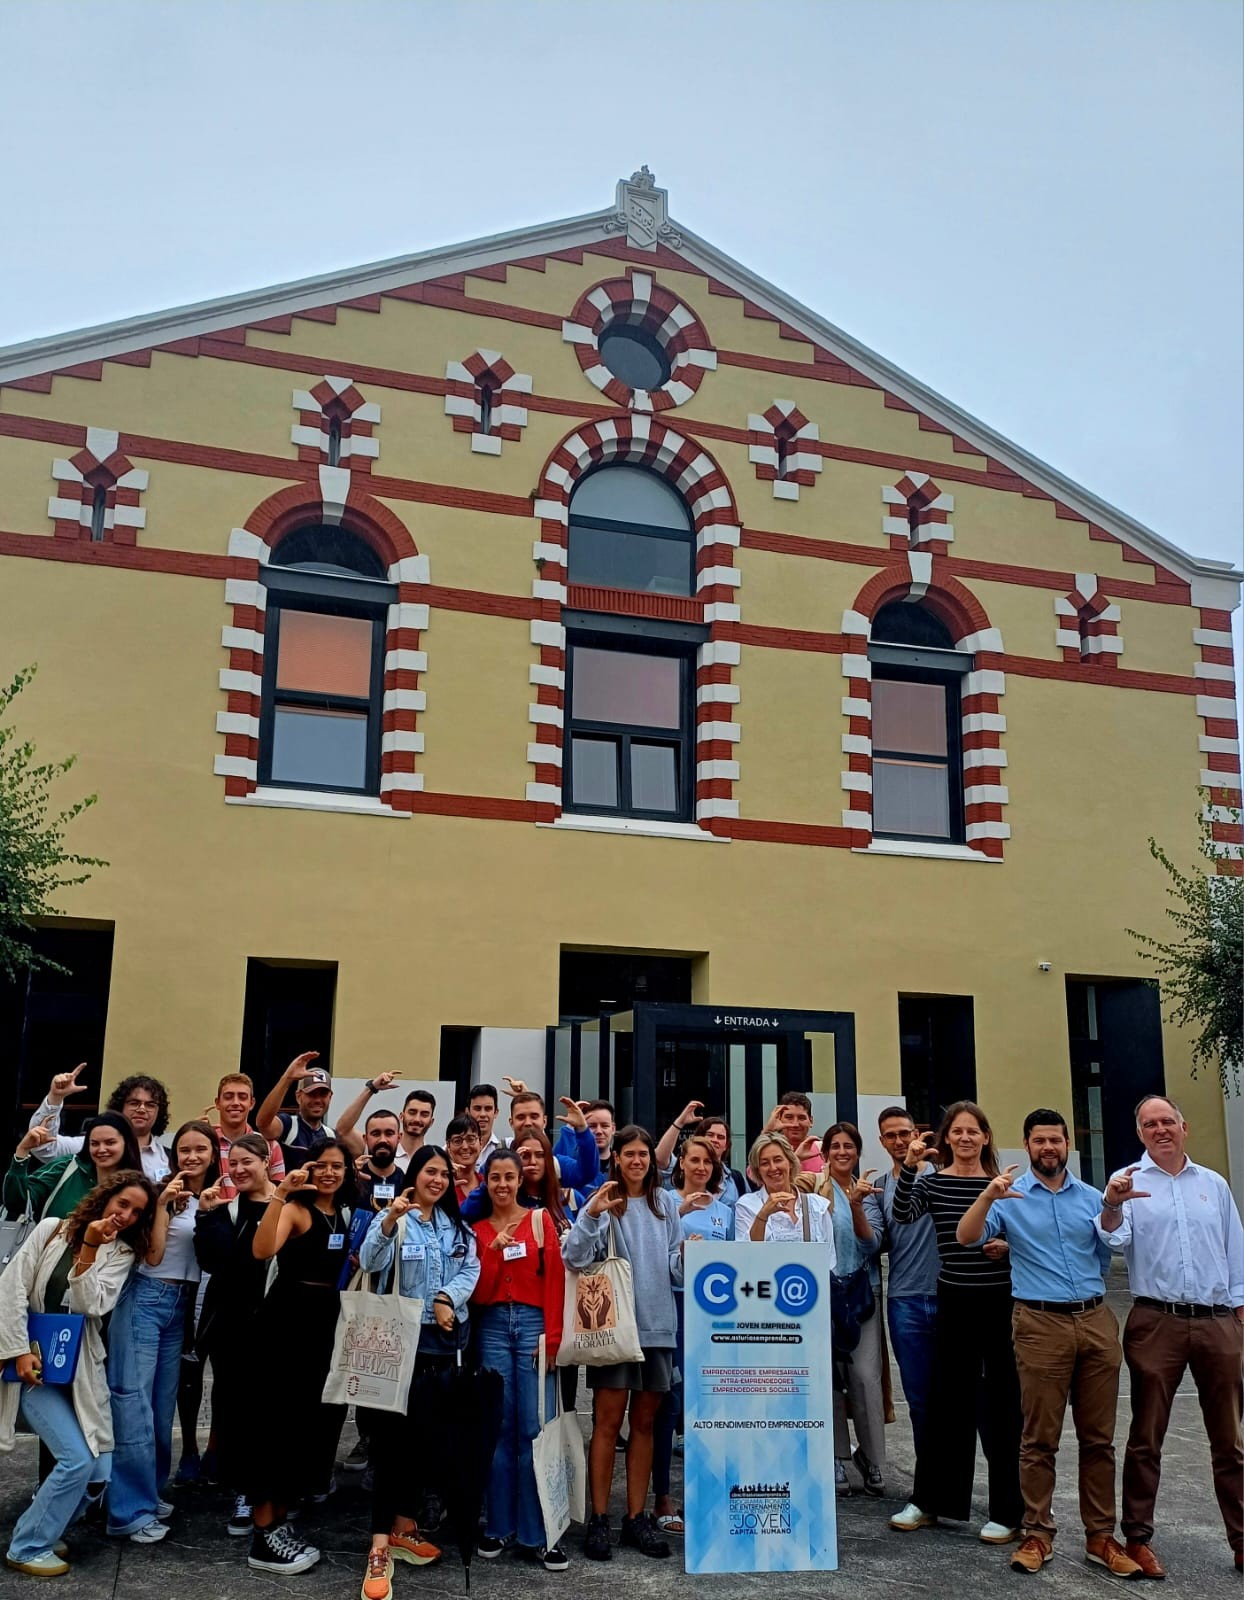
[683,1240,837,1574]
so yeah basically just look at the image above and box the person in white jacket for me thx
[0,1170,155,1578]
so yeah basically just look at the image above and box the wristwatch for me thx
[365,1079,377,1094]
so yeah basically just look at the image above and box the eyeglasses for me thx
[124,1098,158,1110]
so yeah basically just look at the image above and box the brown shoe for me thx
[1085,1535,1143,1579]
[1124,1543,1166,1580]
[1011,1537,1054,1574]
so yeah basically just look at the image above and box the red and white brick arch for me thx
[290,377,381,471]
[215,468,429,811]
[562,271,717,413]
[748,401,823,502]
[1192,604,1242,873]
[882,470,955,550]
[526,415,742,833]
[841,555,1009,858]
[443,350,532,455]
[47,427,148,544]
[1054,574,1121,665]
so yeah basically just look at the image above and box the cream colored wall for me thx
[0,241,1230,1170]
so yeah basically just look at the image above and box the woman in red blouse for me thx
[471,1150,567,1570]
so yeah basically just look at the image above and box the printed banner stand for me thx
[684,1240,837,1574]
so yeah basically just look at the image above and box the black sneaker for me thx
[477,1534,511,1559]
[620,1513,671,1559]
[248,1523,321,1575]
[541,1543,569,1572]
[584,1514,612,1561]
[852,1446,885,1498]
[227,1495,253,1536]
[419,1493,445,1533]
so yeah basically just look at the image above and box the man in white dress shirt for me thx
[1097,1094,1244,1578]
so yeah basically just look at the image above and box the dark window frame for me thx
[563,629,696,823]
[258,563,395,797]
[869,664,966,845]
[598,323,671,391]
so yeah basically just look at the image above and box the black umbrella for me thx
[436,1347,504,1591]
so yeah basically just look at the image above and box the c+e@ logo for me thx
[692,1261,818,1318]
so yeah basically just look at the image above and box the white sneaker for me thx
[890,1502,937,1532]
[156,1500,174,1520]
[979,1521,1020,1544]
[129,1521,169,1544]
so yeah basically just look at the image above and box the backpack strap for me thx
[39,1162,79,1222]
[530,1207,545,1250]
[801,1194,811,1242]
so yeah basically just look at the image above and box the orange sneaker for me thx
[1085,1535,1143,1579]
[1011,1536,1054,1574]
[388,1529,441,1567]
[361,1547,392,1600]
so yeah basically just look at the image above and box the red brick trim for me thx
[1054,575,1121,667]
[46,428,148,546]
[562,270,716,412]
[1190,607,1242,873]
[443,350,532,454]
[290,376,380,473]
[748,401,823,501]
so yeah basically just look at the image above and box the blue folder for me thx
[2,1313,85,1385]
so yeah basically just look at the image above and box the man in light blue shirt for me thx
[957,1108,1140,1579]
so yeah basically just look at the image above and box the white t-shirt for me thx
[139,1196,201,1282]
[733,1189,836,1266]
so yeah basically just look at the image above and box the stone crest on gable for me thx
[604,166,683,252]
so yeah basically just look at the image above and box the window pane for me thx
[568,525,691,595]
[571,466,690,530]
[873,758,950,838]
[598,329,670,391]
[572,648,681,728]
[872,679,948,756]
[571,737,619,809]
[631,743,678,813]
[270,525,387,578]
[271,707,368,789]
[276,611,373,698]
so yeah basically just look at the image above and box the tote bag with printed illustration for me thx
[322,1215,423,1413]
[556,1216,642,1367]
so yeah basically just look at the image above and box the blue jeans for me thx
[106,1277,191,1534]
[888,1292,939,1456]
[477,1302,556,1549]
[8,1383,111,1562]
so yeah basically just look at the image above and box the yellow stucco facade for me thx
[0,191,1238,1172]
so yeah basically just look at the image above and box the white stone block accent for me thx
[697,798,739,819]
[112,506,145,530]
[841,772,873,793]
[1054,597,1079,617]
[963,670,1007,698]
[318,464,351,522]
[956,628,1004,653]
[841,809,872,830]
[388,603,429,631]
[841,655,872,681]
[962,712,1007,734]
[561,321,596,345]
[1196,696,1238,720]
[841,610,871,636]
[1193,628,1235,650]
[215,711,260,737]
[47,496,85,521]
[697,760,741,782]
[907,550,933,598]
[773,481,800,501]
[291,424,322,449]
[1195,661,1237,681]
[224,578,266,610]
[697,684,741,706]
[383,689,426,712]
[385,649,427,673]
[697,722,741,743]
[700,641,742,666]
[528,742,563,768]
[533,499,569,525]
[380,771,425,793]
[963,747,1008,769]
[228,528,269,562]
[525,782,562,804]
[697,524,741,550]
[532,580,568,603]
[965,821,1012,842]
[965,784,1010,806]
[841,734,872,756]
[1056,629,1082,651]
[703,603,742,623]
[530,620,566,649]
[116,468,149,491]
[471,434,503,456]
[528,704,564,727]
[381,731,425,755]
[219,668,263,696]
[1200,736,1241,755]
[532,541,566,565]
[85,427,119,462]
[529,664,566,689]
[1202,768,1242,790]
[389,555,430,584]
[1074,573,1098,601]
[700,567,741,588]
[841,697,872,719]
[51,459,84,483]
[1202,803,1241,824]
[213,753,257,780]
[221,626,264,653]
[444,394,476,419]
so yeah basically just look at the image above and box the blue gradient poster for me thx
[683,1241,837,1574]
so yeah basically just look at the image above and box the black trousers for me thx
[912,1281,1023,1526]
[368,1352,455,1535]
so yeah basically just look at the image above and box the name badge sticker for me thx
[503,1242,528,1262]
[372,1184,395,1202]
[401,1243,424,1261]
[327,1232,346,1251]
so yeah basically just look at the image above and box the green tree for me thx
[1127,795,1243,1096]
[0,665,106,981]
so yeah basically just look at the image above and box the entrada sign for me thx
[713,1014,781,1027]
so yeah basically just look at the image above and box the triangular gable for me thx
[0,205,1237,599]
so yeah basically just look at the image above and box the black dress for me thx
[246,1202,350,1507]
[193,1198,270,1493]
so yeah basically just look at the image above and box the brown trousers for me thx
[1012,1301,1122,1546]
[1122,1302,1243,1552]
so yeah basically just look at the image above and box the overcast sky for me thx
[4,0,1241,618]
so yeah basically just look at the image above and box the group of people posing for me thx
[1,1057,1241,1592]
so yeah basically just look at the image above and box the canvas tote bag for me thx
[557,1214,642,1367]
[322,1214,423,1413]
[532,1333,587,1547]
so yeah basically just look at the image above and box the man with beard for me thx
[957,1110,1141,1580]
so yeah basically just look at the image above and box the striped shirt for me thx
[890,1165,1012,1290]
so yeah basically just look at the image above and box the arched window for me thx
[260,526,395,795]
[868,601,969,843]
[89,482,108,543]
[773,417,797,482]
[476,374,497,437]
[567,466,693,597]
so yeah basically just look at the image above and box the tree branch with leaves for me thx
[1127,794,1243,1097]
[0,665,107,982]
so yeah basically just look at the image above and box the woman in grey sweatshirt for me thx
[562,1125,683,1562]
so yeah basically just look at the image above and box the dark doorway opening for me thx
[558,950,692,1022]
[1066,978,1165,1188]
[0,925,114,1149]
[898,994,977,1131]
[439,1026,480,1115]
[239,959,337,1105]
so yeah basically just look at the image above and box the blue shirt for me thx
[862,1169,941,1299]
[358,1207,480,1326]
[980,1167,1111,1301]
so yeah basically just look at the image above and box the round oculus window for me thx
[598,326,671,392]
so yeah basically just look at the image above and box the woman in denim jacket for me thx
[356,1145,480,1600]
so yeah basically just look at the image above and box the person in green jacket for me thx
[4,1113,145,1221]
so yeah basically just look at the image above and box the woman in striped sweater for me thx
[888,1100,1023,1543]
